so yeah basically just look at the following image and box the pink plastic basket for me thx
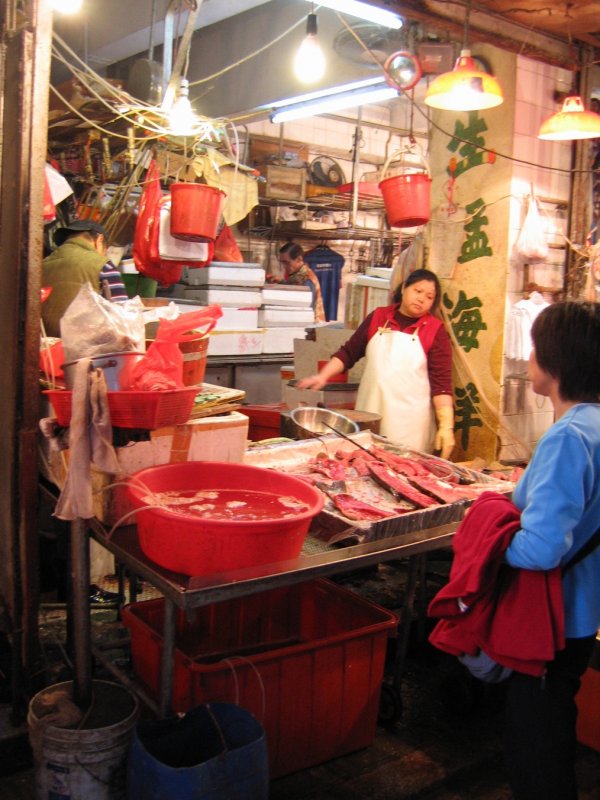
[44,387,197,429]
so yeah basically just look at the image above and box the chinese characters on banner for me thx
[428,47,516,462]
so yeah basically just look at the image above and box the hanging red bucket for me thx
[378,146,431,228]
[170,183,226,242]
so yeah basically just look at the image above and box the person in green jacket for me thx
[41,219,125,337]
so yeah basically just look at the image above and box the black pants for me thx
[504,635,596,800]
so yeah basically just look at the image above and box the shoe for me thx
[89,585,120,605]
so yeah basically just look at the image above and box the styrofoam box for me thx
[173,301,259,331]
[208,329,265,356]
[181,264,265,287]
[258,306,314,327]
[174,286,262,307]
[261,284,312,307]
[263,327,307,353]
[121,579,397,778]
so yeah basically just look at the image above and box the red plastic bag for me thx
[129,306,222,391]
[133,162,183,286]
[212,223,243,262]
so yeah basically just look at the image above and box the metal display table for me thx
[87,520,457,716]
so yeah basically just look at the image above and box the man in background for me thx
[41,219,127,337]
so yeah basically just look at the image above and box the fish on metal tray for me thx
[405,475,470,504]
[367,462,439,508]
[329,492,407,521]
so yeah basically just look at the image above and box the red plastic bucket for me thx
[179,335,209,386]
[125,462,325,576]
[170,183,226,242]
[379,172,432,227]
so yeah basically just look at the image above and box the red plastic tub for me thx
[122,579,398,777]
[125,461,324,576]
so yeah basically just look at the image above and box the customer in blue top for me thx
[503,300,600,800]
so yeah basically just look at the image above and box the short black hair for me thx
[279,242,304,261]
[531,301,600,402]
[392,268,442,312]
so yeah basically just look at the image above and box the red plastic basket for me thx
[44,388,197,429]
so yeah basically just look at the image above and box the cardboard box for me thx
[345,277,390,329]
[208,329,265,356]
[260,165,306,201]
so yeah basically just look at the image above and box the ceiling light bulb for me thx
[294,13,326,84]
[168,79,198,136]
[48,0,83,12]
[538,95,600,140]
[424,49,503,112]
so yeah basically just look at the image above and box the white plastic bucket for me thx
[27,680,139,800]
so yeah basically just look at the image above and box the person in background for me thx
[298,268,454,458]
[278,242,326,323]
[41,219,127,337]
[502,301,600,800]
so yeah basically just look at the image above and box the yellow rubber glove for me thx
[434,405,455,460]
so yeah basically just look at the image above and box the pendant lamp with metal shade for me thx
[424,1,503,112]
[538,95,600,140]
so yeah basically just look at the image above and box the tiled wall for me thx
[499,55,573,462]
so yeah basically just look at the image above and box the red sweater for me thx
[428,492,565,676]
[332,305,452,396]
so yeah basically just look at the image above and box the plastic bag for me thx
[515,196,549,261]
[129,305,222,391]
[133,162,183,285]
[60,283,146,362]
[212,223,243,262]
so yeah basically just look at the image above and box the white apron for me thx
[355,324,435,452]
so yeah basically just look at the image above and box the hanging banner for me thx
[427,46,517,462]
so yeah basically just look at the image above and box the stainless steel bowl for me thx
[62,351,145,391]
[290,406,360,439]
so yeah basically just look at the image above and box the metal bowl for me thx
[290,406,360,439]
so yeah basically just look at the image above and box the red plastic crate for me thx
[44,387,197,429]
[122,579,397,778]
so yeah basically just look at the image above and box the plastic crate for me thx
[122,579,397,778]
[44,387,197,429]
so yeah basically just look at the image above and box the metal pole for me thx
[71,518,92,708]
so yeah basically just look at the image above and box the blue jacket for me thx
[506,403,600,638]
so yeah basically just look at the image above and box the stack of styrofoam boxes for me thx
[173,262,266,356]
[258,283,314,354]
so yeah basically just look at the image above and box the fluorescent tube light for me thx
[305,0,402,29]
[270,78,398,123]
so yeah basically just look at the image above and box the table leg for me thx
[159,598,176,717]
[71,517,92,708]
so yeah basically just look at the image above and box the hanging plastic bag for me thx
[515,196,549,261]
[133,163,183,285]
[212,223,243,262]
[129,305,222,390]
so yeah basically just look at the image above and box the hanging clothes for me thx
[304,244,345,321]
[505,291,550,361]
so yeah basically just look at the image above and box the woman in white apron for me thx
[297,269,455,458]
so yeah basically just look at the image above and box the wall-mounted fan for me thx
[309,156,346,188]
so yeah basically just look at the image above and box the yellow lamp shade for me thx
[538,95,600,141]
[424,49,503,112]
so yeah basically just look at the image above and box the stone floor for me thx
[0,564,599,799]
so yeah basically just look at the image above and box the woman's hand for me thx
[297,374,327,390]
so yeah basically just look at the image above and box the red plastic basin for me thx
[126,461,324,576]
